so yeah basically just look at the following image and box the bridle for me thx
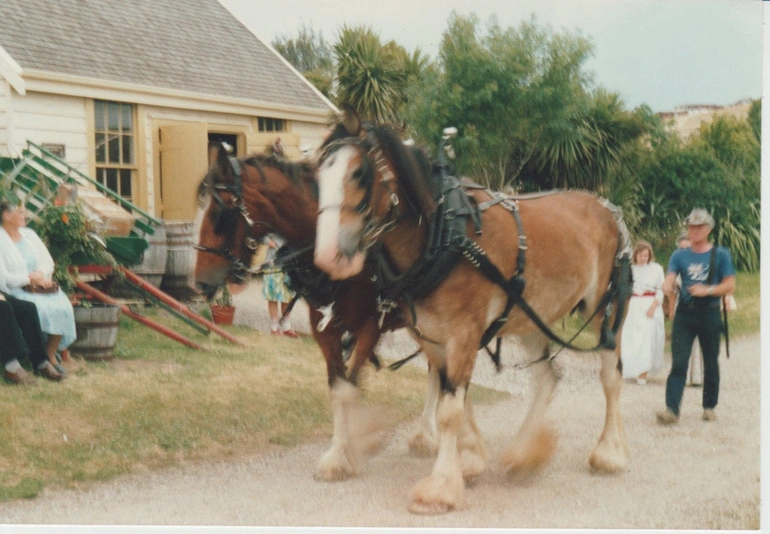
[194,156,261,283]
[316,133,407,251]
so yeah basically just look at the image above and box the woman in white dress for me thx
[621,240,665,385]
[0,201,75,376]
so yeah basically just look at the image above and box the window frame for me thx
[257,117,285,133]
[94,100,137,200]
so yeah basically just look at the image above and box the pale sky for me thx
[219,0,763,113]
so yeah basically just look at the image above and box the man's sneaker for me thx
[702,409,717,422]
[656,408,679,425]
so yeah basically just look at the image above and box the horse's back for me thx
[475,190,621,331]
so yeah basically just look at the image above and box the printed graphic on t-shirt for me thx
[687,262,708,283]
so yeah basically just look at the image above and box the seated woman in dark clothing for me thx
[0,292,64,384]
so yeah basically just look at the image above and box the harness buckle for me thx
[377,297,398,328]
[239,204,254,226]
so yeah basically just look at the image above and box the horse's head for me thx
[313,106,435,279]
[194,144,258,299]
[195,144,321,298]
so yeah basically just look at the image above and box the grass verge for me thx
[0,306,506,501]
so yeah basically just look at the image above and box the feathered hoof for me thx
[408,474,463,515]
[460,448,487,481]
[502,427,557,480]
[589,439,628,474]
[408,430,438,458]
[314,448,355,482]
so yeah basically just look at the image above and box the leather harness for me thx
[327,132,633,368]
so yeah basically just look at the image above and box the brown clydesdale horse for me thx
[194,145,445,481]
[312,108,633,514]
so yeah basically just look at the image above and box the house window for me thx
[258,117,285,132]
[94,100,135,200]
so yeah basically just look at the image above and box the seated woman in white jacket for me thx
[0,201,75,376]
[620,240,665,385]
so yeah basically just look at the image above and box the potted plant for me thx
[34,200,120,296]
[33,199,123,360]
[210,284,235,325]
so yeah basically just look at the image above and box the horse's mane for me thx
[369,125,437,218]
[196,152,317,205]
[243,154,316,190]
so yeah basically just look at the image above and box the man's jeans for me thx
[665,306,722,415]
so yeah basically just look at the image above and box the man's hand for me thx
[688,283,713,297]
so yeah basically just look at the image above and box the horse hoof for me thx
[588,436,628,474]
[588,443,628,474]
[314,449,355,482]
[502,427,557,479]
[460,449,487,480]
[408,500,454,515]
[313,467,353,482]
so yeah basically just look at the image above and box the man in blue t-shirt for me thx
[657,208,736,424]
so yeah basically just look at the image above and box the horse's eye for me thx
[352,168,364,182]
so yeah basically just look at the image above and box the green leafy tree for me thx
[620,104,760,271]
[405,13,645,191]
[272,24,335,99]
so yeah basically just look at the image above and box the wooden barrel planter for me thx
[131,224,167,287]
[161,221,197,300]
[70,303,121,361]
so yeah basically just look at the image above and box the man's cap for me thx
[685,208,714,227]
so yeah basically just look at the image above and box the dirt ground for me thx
[0,282,761,531]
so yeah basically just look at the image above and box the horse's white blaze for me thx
[314,147,348,272]
[314,146,366,278]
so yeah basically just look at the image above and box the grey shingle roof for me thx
[0,0,332,112]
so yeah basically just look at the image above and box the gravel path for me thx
[0,280,760,530]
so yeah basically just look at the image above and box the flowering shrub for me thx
[34,202,118,295]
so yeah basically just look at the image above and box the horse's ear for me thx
[214,143,234,177]
[339,104,361,136]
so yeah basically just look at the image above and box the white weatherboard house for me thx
[0,0,336,222]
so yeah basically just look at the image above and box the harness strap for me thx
[461,234,629,354]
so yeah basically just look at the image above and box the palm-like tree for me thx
[333,26,406,124]
[529,90,645,191]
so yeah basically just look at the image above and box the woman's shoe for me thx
[54,363,68,376]
[282,329,299,338]
[35,364,64,382]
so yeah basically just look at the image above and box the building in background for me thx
[0,0,337,222]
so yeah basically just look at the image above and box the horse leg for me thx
[410,336,478,514]
[408,364,440,457]
[588,347,628,473]
[409,386,467,514]
[457,399,488,481]
[339,320,392,467]
[311,314,357,481]
[501,334,559,479]
[315,378,358,481]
